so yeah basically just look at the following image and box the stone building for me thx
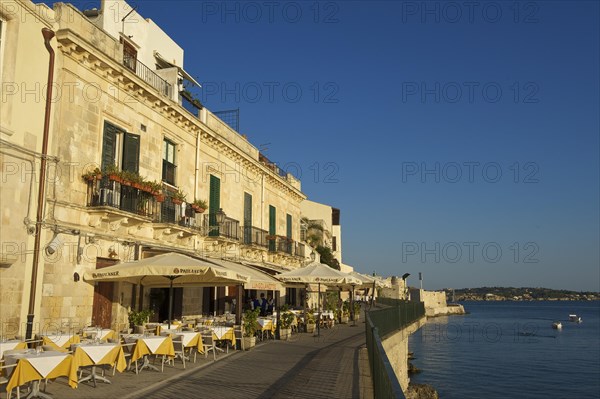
[1,0,309,336]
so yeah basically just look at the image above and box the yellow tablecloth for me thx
[42,335,80,352]
[131,336,174,363]
[6,352,78,393]
[257,319,276,334]
[211,327,235,348]
[181,332,204,355]
[72,344,127,373]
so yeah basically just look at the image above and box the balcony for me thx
[123,54,172,98]
[158,196,202,232]
[86,178,158,222]
[267,236,306,258]
[204,214,240,241]
[241,226,268,248]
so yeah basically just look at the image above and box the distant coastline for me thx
[442,287,599,302]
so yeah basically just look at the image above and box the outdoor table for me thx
[41,334,80,352]
[0,340,28,359]
[256,318,275,339]
[72,342,126,387]
[4,350,78,398]
[123,335,174,373]
[210,326,235,350]
[82,328,115,342]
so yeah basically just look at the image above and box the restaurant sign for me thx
[92,271,120,278]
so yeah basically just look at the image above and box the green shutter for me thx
[243,193,252,244]
[101,122,119,170]
[269,205,276,251]
[286,214,292,239]
[209,175,221,236]
[122,132,140,173]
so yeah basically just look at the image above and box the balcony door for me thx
[208,175,221,236]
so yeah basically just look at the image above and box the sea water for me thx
[408,301,600,398]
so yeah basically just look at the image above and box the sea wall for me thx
[380,316,427,391]
[410,289,466,317]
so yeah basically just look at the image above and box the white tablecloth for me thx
[42,334,76,348]
[211,326,233,340]
[0,341,25,358]
[76,343,118,364]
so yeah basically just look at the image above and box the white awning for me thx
[154,51,201,87]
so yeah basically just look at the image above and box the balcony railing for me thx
[268,236,303,256]
[86,179,157,219]
[156,195,203,231]
[123,53,172,98]
[242,226,268,247]
[204,214,240,240]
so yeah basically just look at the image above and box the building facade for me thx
[1,0,309,336]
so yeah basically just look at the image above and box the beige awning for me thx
[275,262,362,286]
[83,252,249,287]
[208,259,283,291]
[154,51,200,87]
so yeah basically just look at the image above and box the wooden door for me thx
[91,258,119,328]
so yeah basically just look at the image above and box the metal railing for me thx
[86,178,158,219]
[123,54,172,98]
[242,226,268,247]
[365,301,425,398]
[204,214,240,240]
[159,197,202,231]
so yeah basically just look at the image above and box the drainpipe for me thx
[25,28,55,340]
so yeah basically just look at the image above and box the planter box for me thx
[242,336,256,350]
[341,316,349,324]
[306,323,315,333]
[279,328,292,341]
[133,325,145,334]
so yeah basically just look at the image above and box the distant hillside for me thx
[442,287,599,301]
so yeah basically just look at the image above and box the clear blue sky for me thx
[49,1,599,292]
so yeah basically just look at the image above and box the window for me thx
[243,193,252,244]
[101,121,140,172]
[122,39,137,71]
[332,236,337,252]
[268,206,276,251]
[162,139,176,185]
[208,175,221,236]
[286,214,292,239]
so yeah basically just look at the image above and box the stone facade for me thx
[1,0,309,336]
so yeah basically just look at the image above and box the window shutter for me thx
[209,175,221,213]
[244,193,252,226]
[269,205,276,251]
[101,122,118,170]
[122,132,140,173]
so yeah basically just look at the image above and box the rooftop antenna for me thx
[121,5,138,36]
[259,143,271,153]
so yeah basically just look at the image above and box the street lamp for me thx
[215,208,226,225]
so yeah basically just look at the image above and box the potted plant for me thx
[305,311,316,333]
[191,199,208,213]
[172,189,186,205]
[104,164,121,183]
[129,309,153,334]
[82,167,102,182]
[242,308,260,349]
[341,302,350,324]
[353,302,361,321]
[279,310,295,341]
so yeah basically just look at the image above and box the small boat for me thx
[552,322,562,330]
[569,314,582,323]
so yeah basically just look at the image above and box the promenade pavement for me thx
[20,321,372,399]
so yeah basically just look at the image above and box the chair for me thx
[1,361,21,399]
[201,334,216,361]
[234,325,244,351]
[171,335,186,369]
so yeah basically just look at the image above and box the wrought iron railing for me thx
[180,92,202,118]
[86,178,157,219]
[204,214,240,240]
[123,54,172,98]
[242,226,268,247]
[295,242,306,258]
[158,195,202,231]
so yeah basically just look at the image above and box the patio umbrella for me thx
[84,253,250,328]
[275,262,361,336]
